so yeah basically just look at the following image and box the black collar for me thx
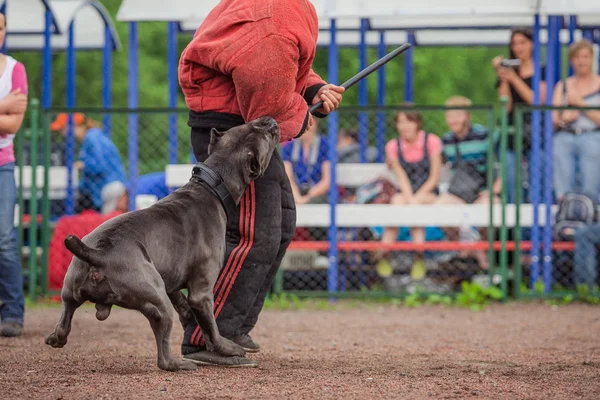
[191,163,237,221]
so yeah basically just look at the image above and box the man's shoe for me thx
[182,351,258,368]
[0,321,23,337]
[233,334,260,353]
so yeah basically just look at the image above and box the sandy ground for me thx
[1,302,599,400]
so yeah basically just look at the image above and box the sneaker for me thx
[410,259,427,281]
[182,351,258,368]
[376,258,393,278]
[0,321,23,337]
[233,334,260,353]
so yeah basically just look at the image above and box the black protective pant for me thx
[182,126,296,355]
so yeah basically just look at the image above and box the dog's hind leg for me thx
[133,268,197,371]
[168,291,194,330]
[45,292,83,348]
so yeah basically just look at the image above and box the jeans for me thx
[0,162,24,324]
[574,224,600,288]
[553,131,600,200]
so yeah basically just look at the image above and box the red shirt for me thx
[178,0,325,142]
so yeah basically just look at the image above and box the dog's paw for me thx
[177,360,198,371]
[45,332,66,348]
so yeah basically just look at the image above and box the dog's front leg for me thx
[45,292,82,348]
[187,273,246,357]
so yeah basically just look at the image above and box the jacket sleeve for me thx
[230,35,312,142]
[303,69,328,119]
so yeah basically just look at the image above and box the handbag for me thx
[447,142,486,204]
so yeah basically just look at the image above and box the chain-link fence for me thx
[512,105,600,298]
[15,101,598,300]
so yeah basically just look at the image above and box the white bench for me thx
[165,163,551,228]
[15,166,79,200]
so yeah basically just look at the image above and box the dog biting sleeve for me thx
[230,35,311,142]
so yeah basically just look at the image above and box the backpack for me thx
[554,193,598,241]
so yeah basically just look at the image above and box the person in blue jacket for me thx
[51,113,126,213]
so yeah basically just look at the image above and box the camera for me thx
[500,59,522,68]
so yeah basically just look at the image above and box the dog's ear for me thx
[208,128,224,155]
[247,151,261,179]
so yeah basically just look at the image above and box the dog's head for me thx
[208,116,280,184]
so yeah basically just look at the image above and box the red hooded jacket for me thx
[178,0,326,142]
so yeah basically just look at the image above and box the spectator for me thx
[437,96,501,205]
[282,118,330,204]
[434,96,501,270]
[573,223,600,289]
[50,113,126,213]
[493,27,546,203]
[552,39,600,202]
[377,108,443,280]
[0,11,28,338]
[337,128,378,163]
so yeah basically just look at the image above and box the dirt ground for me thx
[1,302,599,400]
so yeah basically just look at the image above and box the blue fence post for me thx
[404,32,415,102]
[327,19,339,296]
[568,16,576,76]
[596,29,600,71]
[376,31,386,163]
[128,22,139,212]
[530,14,542,288]
[358,18,368,163]
[65,22,76,216]
[0,2,5,53]
[167,21,178,164]
[543,16,559,293]
[103,26,113,136]
[42,8,53,109]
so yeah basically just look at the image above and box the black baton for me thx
[309,42,412,114]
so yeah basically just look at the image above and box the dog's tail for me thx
[64,235,104,267]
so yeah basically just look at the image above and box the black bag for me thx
[447,142,486,204]
[554,193,598,241]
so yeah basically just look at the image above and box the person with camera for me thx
[493,27,546,203]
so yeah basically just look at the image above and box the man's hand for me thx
[312,84,345,115]
[2,89,28,114]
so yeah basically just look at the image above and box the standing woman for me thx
[493,27,546,202]
[0,12,29,337]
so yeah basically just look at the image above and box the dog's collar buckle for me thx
[191,163,236,221]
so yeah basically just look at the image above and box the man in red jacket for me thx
[178,0,344,367]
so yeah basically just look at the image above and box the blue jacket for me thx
[78,128,126,210]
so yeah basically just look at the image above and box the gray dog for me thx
[45,116,280,371]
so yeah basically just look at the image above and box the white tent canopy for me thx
[4,0,121,51]
[117,0,600,47]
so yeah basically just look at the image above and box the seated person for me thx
[574,223,600,289]
[552,39,600,202]
[337,128,378,163]
[377,108,443,280]
[50,113,126,213]
[282,118,330,204]
[434,96,501,270]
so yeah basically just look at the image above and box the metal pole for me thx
[530,14,542,288]
[514,108,524,298]
[28,99,40,300]
[41,113,51,297]
[65,22,76,215]
[42,9,53,109]
[404,32,415,102]
[167,21,178,164]
[499,98,509,300]
[128,22,139,211]
[568,16,576,76]
[543,16,559,293]
[376,31,386,163]
[327,19,339,295]
[103,26,113,136]
[0,2,5,54]
[358,18,368,163]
